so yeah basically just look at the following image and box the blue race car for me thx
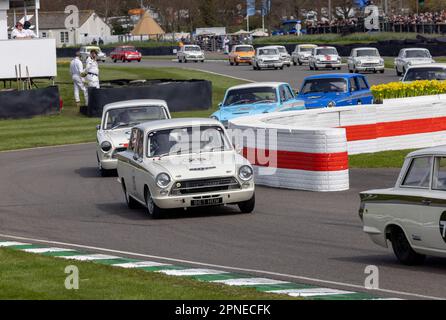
[297,74,374,109]
[211,82,306,126]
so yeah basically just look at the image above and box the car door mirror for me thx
[218,102,223,108]
[96,125,101,130]
[173,49,178,54]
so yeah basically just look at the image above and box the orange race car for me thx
[229,44,255,66]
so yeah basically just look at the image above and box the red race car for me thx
[110,46,142,63]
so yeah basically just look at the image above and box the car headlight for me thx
[356,61,362,66]
[327,101,336,108]
[239,165,253,181]
[101,141,112,152]
[210,116,219,121]
[156,173,171,188]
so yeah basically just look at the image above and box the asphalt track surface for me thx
[107,58,401,88]
[1,144,446,300]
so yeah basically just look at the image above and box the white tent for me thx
[0,0,40,40]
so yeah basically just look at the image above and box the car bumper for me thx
[185,57,205,61]
[314,62,342,68]
[258,62,283,68]
[100,158,118,170]
[125,56,142,61]
[153,187,255,209]
[235,57,253,63]
[355,65,384,71]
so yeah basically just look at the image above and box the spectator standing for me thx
[84,50,100,89]
[70,51,88,109]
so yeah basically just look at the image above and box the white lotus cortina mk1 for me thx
[360,146,446,265]
[116,118,256,218]
[96,100,171,176]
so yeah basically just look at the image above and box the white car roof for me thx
[227,82,289,90]
[408,145,446,158]
[137,118,223,133]
[258,46,279,50]
[316,46,336,49]
[402,48,430,52]
[406,63,446,70]
[354,47,378,51]
[103,99,168,113]
[297,44,317,48]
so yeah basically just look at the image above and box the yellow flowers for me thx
[371,80,446,101]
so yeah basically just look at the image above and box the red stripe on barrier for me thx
[342,116,446,142]
[243,148,349,172]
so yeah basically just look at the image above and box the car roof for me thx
[303,73,362,80]
[402,48,430,51]
[258,46,279,50]
[297,44,317,47]
[136,118,223,133]
[103,99,168,113]
[227,82,289,90]
[234,44,254,48]
[315,46,336,49]
[408,145,446,158]
[354,47,378,51]
[406,63,446,69]
[83,46,101,50]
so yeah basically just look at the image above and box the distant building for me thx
[8,10,111,47]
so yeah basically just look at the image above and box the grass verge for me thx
[0,248,290,300]
[349,149,413,168]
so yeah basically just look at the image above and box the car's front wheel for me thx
[389,227,426,265]
[145,188,163,219]
[238,195,255,213]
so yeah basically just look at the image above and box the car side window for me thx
[136,130,144,159]
[433,157,446,191]
[350,78,359,92]
[128,128,138,153]
[279,86,292,102]
[402,157,432,188]
[357,77,369,90]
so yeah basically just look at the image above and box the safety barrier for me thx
[229,94,446,192]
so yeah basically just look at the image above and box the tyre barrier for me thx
[229,94,446,192]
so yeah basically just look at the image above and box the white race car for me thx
[347,47,385,74]
[360,146,446,265]
[394,48,435,76]
[291,44,317,66]
[96,100,171,176]
[117,118,256,218]
[177,45,205,63]
[252,46,284,71]
[274,45,292,67]
[309,46,342,71]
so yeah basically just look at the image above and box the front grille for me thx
[361,63,378,67]
[171,177,240,195]
[263,60,279,63]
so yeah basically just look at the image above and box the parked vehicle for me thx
[177,45,205,63]
[96,100,171,176]
[229,45,255,65]
[402,64,446,83]
[360,146,446,265]
[211,82,305,127]
[347,47,385,74]
[291,44,317,66]
[272,20,301,36]
[116,118,256,218]
[80,46,107,63]
[297,74,373,109]
[395,48,435,76]
[274,45,292,67]
[110,46,142,63]
[308,46,342,70]
[252,47,284,70]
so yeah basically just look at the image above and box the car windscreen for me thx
[236,46,254,52]
[300,47,313,52]
[148,126,231,157]
[124,47,136,51]
[356,49,378,57]
[301,78,348,94]
[224,87,278,106]
[406,50,430,58]
[316,48,337,55]
[185,46,201,51]
[404,67,446,81]
[105,106,167,130]
[259,49,278,55]
[277,47,287,53]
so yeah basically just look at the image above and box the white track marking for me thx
[58,254,120,261]
[0,142,94,154]
[212,278,288,286]
[0,233,441,300]
[267,288,354,297]
[22,247,76,253]
[158,269,228,276]
[113,261,171,269]
[0,241,30,247]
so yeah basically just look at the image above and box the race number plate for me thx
[191,198,223,207]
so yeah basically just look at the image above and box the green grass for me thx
[0,63,244,151]
[0,248,292,300]
[349,149,413,168]
[254,32,437,46]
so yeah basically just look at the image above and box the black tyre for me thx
[97,155,111,177]
[389,227,426,265]
[396,67,402,76]
[113,59,117,63]
[298,60,303,66]
[230,61,234,66]
[293,60,297,66]
[238,195,255,214]
[145,188,163,219]
[122,180,139,209]
[380,69,385,74]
